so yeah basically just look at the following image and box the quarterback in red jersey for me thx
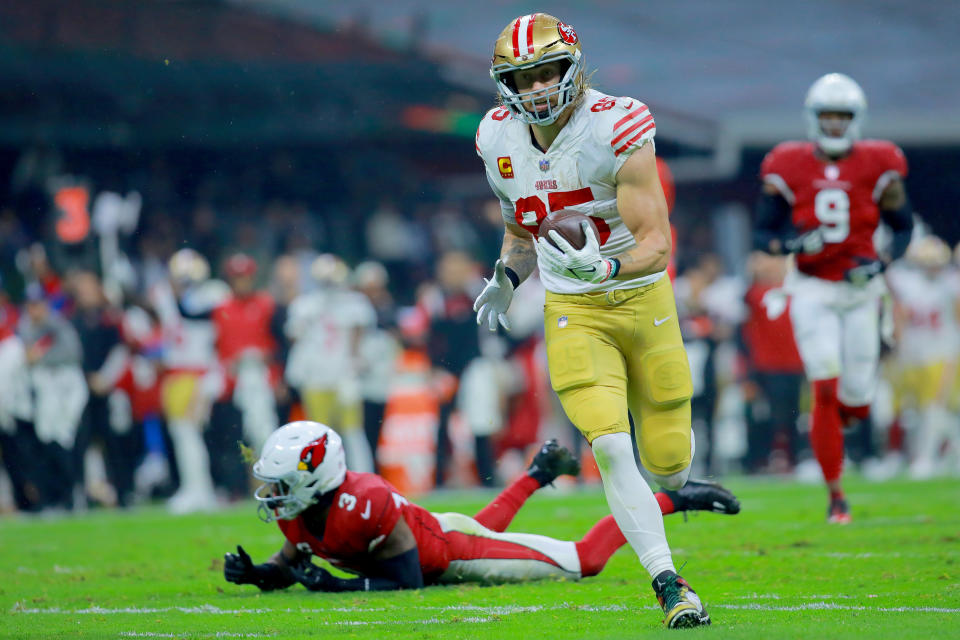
[754,73,914,523]
[224,421,739,593]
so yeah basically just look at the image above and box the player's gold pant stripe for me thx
[544,276,693,475]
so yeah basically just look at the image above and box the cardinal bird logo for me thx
[298,434,329,472]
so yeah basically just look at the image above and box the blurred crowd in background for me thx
[1,1,959,515]
[1,142,958,516]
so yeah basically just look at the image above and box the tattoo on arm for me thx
[501,227,538,283]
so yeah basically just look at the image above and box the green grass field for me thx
[3,474,959,639]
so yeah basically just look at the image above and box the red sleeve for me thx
[873,140,908,177]
[862,140,908,201]
[759,142,805,204]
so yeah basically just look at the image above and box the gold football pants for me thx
[544,275,694,475]
[301,389,362,434]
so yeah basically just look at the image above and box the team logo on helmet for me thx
[557,21,578,45]
[298,434,329,472]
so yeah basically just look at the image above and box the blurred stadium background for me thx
[1,0,959,515]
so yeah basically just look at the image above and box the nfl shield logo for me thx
[539,158,550,172]
[558,315,568,328]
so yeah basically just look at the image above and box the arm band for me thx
[880,197,914,261]
[326,548,424,592]
[503,266,521,289]
[752,191,794,253]
[608,258,621,279]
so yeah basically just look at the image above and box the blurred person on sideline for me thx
[0,281,39,511]
[223,421,739,594]
[209,253,280,498]
[352,260,400,462]
[17,281,88,509]
[149,248,230,514]
[69,269,137,507]
[887,236,960,478]
[738,253,805,473]
[268,254,303,424]
[673,254,745,476]
[418,250,486,486]
[754,73,913,523]
[284,254,375,473]
[472,14,709,626]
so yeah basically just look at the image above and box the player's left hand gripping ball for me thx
[536,222,617,284]
[473,258,514,332]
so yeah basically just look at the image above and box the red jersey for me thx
[276,471,450,581]
[212,292,276,365]
[760,140,907,281]
[742,283,803,374]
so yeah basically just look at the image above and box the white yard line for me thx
[119,633,273,638]
[13,602,960,617]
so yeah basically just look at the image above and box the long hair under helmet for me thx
[490,13,585,126]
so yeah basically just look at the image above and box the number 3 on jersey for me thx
[814,188,850,243]
[515,187,611,245]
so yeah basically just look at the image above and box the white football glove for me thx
[535,222,616,284]
[473,259,514,332]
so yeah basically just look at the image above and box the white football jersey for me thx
[886,265,960,365]
[476,88,665,294]
[284,287,376,389]
[149,279,229,371]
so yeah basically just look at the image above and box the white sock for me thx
[168,419,215,495]
[592,432,675,578]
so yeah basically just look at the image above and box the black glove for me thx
[844,258,884,287]
[290,561,339,592]
[223,545,293,591]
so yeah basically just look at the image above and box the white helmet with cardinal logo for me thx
[253,421,346,522]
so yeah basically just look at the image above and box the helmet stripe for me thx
[525,14,537,55]
[513,14,538,58]
[512,17,523,57]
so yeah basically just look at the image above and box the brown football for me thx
[539,209,599,251]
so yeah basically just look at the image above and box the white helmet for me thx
[168,248,210,286]
[310,253,350,288]
[252,421,347,522]
[804,73,867,156]
[907,235,951,270]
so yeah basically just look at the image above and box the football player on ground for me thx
[224,421,740,598]
[471,13,708,628]
[754,73,914,523]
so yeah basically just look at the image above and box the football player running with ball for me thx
[224,422,739,595]
[754,73,914,523]
[472,14,709,628]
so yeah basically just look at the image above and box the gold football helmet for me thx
[490,13,585,125]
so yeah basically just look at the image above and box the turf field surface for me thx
[3,475,959,639]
